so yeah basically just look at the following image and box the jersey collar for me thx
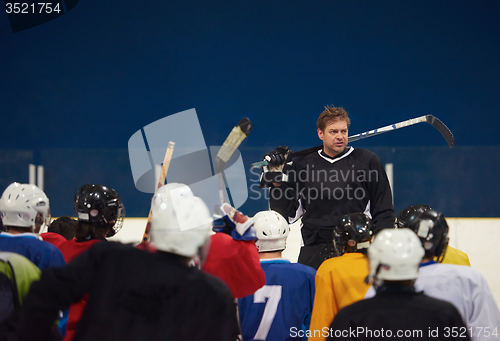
[260,258,291,264]
[0,232,39,239]
[318,146,353,164]
[420,260,437,267]
[376,282,417,295]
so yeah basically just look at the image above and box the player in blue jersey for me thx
[0,182,65,271]
[238,210,316,341]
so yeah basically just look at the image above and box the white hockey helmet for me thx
[0,182,51,230]
[253,210,290,252]
[367,228,424,282]
[150,183,212,258]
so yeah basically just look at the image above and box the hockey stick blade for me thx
[216,117,253,204]
[251,114,454,169]
[426,115,454,148]
[217,117,253,163]
[141,141,175,244]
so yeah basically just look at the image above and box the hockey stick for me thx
[216,117,253,205]
[215,118,252,341]
[251,114,454,169]
[141,141,175,244]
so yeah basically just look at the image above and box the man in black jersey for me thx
[260,106,394,269]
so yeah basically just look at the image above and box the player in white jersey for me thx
[333,228,469,341]
[237,210,316,341]
[366,209,500,341]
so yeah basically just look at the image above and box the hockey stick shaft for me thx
[141,141,175,244]
[251,114,454,169]
[348,115,429,143]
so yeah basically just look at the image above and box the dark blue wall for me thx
[1,1,499,217]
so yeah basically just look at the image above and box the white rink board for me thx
[110,217,500,308]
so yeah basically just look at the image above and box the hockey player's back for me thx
[237,210,316,341]
[239,258,316,341]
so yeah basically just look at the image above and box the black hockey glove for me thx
[263,146,290,165]
[259,146,291,188]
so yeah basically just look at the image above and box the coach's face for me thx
[318,119,348,158]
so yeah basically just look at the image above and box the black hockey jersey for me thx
[270,147,394,245]
[18,241,239,341]
[327,284,470,341]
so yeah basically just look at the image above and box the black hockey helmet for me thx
[73,184,125,237]
[333,213,374,255]
[406,209,449,262]
[395,204,432,229]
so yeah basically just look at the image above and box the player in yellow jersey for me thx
[308,213,374,341]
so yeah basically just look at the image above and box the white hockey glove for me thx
[212,203,256,241]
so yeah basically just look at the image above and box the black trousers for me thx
[297,243,338,270]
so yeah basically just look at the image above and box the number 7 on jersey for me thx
[253,285,282,340]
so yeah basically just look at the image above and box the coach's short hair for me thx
[317,105,351,131]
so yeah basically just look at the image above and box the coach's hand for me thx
[263,146,290,166]
[259,146,290,188]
